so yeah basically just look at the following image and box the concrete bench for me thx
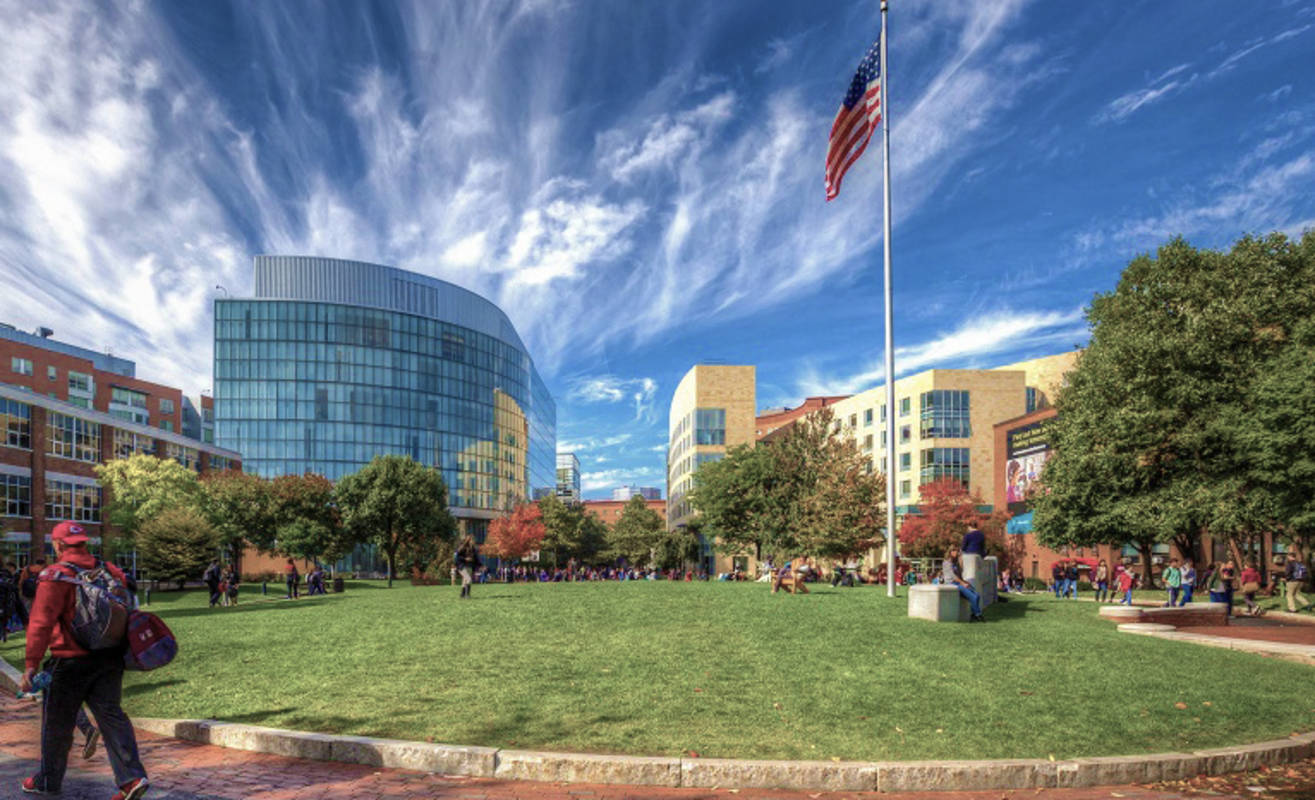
[908,584,972,622]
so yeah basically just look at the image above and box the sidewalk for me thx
[5,693,1313,800]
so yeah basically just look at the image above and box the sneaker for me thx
[21,776,57,794]
[82,728,100,760]
[111,778,149,800]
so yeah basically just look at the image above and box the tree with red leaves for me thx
[485,502,547,562]
[897,479,1014,566]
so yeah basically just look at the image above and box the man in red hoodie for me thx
[20,521,149,799]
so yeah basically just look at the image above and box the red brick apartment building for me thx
[582,497,667,528]
[1,324,239,568]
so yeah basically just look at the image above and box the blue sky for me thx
[1,1,1312,499]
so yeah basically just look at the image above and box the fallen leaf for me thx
[728,790,739,794]
[773,703,782,710]
[1048,754,1055,762]
[425,736,434,743]
[859,716,868,720]
[936,728,944,733]
[1175,702,1188,710]
[694,688,703,693]
[1202,701,1212,707]
[809,794,822,799]
[831,757,841,762]
[687,750,700,758]
[1019,690,1034,696]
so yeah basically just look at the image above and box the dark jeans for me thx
[287,577,299,598]
[206,582,221,607]
[34,650,145,791]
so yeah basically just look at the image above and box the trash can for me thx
[333,576,345,593]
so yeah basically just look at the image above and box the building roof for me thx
[0,323,136,377]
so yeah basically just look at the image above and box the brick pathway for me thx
[1181,616,1315,646]
[8,694,1312,800]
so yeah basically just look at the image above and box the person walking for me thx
[942,545,985,622]
[284,558,300,600]
[1050,561,1064,598]
[1094,559,1110,603]
[221,565,239,607]
[455,534,479,599]
[1178,560,1196,606]
[203,560,222,608]
[19,522,149,799]
[1064,561,1079,599]
[1220,560,1237,617]
[1116,565,1135,605]
[1163,558,1182,607]
[1240,561,1263,616]
[1284,549,1310,613]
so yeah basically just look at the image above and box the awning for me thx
[1006,511,1032,534]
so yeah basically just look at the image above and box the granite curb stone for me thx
[496,749,681,786]
[876,759,1057,792]
[680,756,878,791]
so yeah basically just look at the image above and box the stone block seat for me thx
[1098,602,1229,627]
[908,584,971,622]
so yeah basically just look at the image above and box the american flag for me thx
[825,39,882,201]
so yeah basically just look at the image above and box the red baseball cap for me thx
[51,521,89,546]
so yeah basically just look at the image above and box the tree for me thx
[536,493,606,566]
[200,470,275,565]
[605,495,666,567]
[689,409,885,561]
[97,454,202,541]
[137,506,219,588]
[1032,233,1315,581]
[335,455,457,587]
[485,502,546,562]
[897,479,1011,563]
[269,473,352,563]
[653,524,702,570]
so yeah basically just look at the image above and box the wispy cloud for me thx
[557,433,632,454]
[581,466,663,493]
[796,308,1087,396]
[1208,24,1312,79]
[567,375,658,421]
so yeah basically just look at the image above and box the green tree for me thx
[200,470,275,565]
[96,454,202,541]
[689,409,885,561]
[536,493,606,566]
[605,495,666,567]
[269,473,352,563]
[137,506,219,588]
[335,455,457,587]
[653,524,702,570]
[1032,233,1315,581]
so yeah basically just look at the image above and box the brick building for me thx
[1,383,241,570]
[582,497,666,528]
[754,396,850,440]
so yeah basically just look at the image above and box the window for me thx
[899,480,911,498]
[919,390,971,439]
[66,397,90,409]
[110,387,148,408]
[880,430,886,448]
[160,419,174,432]
[46,412,101,463]
[899,425,911,443]
[863,434,873,450]
[45,480,101,523]
[1025,387,1039,413]
[11,357,32,376]
[47,365,57,381]
[899,397,910,417]
[209,454,235,472]
[880,404,886,422]
[1,473,31,517]
[695,452,724,468]
[848,414,857,428]
[113,429,156,459]
[864,409,873,426]
[166,443,199,471]
[694,408,726,446]
[68,371,92,393]
[919,447,970,488]
[160,398,175,415]
[899,452,911,472]
[1,398,31,449]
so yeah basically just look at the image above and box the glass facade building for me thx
[214,256,557,536]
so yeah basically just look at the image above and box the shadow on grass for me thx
[123,679,187,698]
[151,596,344,620]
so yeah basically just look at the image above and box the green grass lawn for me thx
[5,581,1313,762]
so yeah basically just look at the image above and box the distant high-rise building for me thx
[556,451,581,504]
[611,485,661,501]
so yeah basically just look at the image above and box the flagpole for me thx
[880,0,897,598]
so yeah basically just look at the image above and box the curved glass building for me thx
[214,256,556,538]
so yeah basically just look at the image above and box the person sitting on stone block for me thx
[942,545,984,622]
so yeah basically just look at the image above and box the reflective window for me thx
[919,390,971,439]
[46,412,101,463]
[695,408,726,446]
[919,447,970,488]
[11,357,32,376]
[1,474,31,517]
[45,480,101,522]
[113,429,156,459]
[1,398,31,449]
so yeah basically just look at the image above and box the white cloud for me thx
[567,375,658,421]
[557,433,632,454]
[582,467,663,492]
[796,308,1087,396]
